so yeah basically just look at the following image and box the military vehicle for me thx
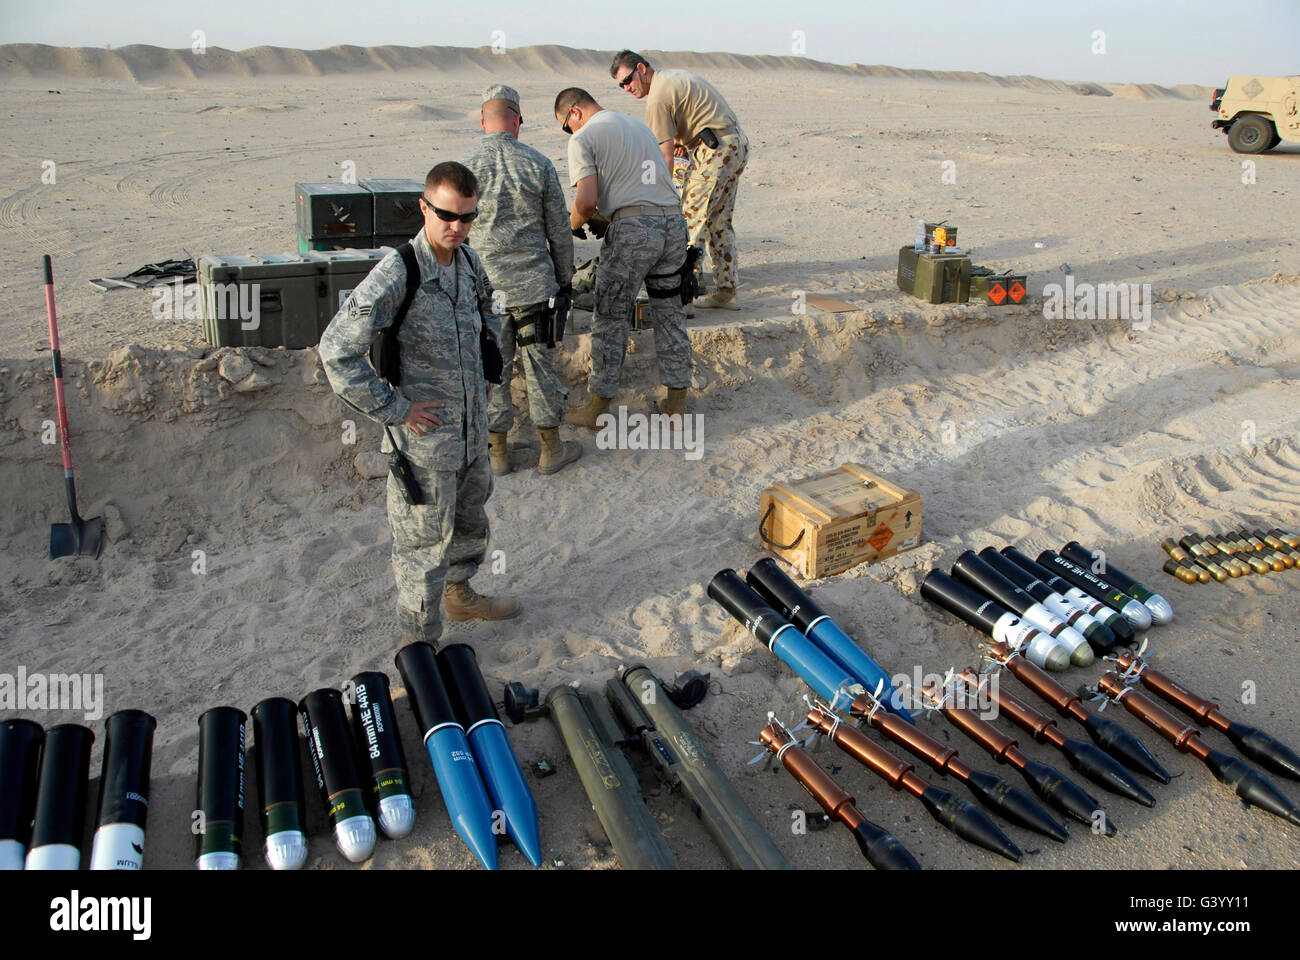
[1210,76,1299,153]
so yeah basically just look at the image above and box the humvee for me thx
[1211,76,1299,153]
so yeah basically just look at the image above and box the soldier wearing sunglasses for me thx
[610,50,748,311]
[463,84,582,478]
[320,161,519,647]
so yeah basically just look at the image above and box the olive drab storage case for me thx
[196,253,325,349]
[897,246,971,304]
[759,465,923,578]
[197,249,388,348]
[305,248,388,330]
[360,179,425,237]
[295,182,374,243]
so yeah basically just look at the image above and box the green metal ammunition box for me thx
[305,248,388,329]
[295,182,374,242]
[896,246,971,304]
[361,179,424,236]
[197,253,329,348]
[969,272,1028,306]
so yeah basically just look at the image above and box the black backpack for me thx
[368,242,421,386]
[367,242,503,386]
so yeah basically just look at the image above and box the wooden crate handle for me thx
[759,503,806,550]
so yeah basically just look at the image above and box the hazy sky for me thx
[1,0,1296,86]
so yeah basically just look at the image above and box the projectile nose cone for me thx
[966,770,1069,843]
[1121,600,1153,632]
[1044,646,1071,672]
[196,851,241,870]
[1070,643,1096,667]
[0,841,26,871]
[853,822,922,871]
[1063,739,1157,807]
[921,786,1022,863]
[1208,750,1300,828]
[1020,758,1109,830]
[1144,596,1174,625]
[378,794,417,840]
[264,830,309,871]
[333,815,377,863]
[1084,622,1118,654]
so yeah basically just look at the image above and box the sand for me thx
[0,44,1297,871]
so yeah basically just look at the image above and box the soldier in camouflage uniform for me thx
[554,87,693,425]
[320,161,519,647]
[462,84,582,477]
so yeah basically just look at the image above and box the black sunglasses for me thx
[422,198,478,223]
[618,65,641,88]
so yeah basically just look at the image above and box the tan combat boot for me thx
[488,432,511,476]
[444,581,520,621]
[659,387,688,417]
[537,426,583,475]
[696,288,739,311]
[565,393,611,430]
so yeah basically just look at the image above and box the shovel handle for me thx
[43,255,75,474]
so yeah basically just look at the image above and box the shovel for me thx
[43,255,104,559]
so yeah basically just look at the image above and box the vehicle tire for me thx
[1227,114,1276,154]
[1267,130,1282,149]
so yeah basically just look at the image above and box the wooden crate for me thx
[759,465,922,578]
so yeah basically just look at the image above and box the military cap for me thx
[482,84,521,107]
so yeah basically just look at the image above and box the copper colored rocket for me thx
[1093,672,1300,828]
[1113,651,1300,782]
[958,668,1154,809]
[804,702,1022,863]
[843,686,1068,842]
[984,641,1171,784]
[757,720,920,870]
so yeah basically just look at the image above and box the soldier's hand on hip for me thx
[673,144,688,158]
[403,400,444,435]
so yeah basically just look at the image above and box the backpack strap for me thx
[393,241,421,331]
[372,242,421,386]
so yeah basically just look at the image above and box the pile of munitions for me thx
[1,710,155,870]
[503,666,791,870]
[0,642,540,871]
[708,544,1300,868]
[1160,527,1300,583]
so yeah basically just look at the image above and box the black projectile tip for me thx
[964,769,1069,843]
[852,820,922,871]
[1082,713,1171,784]
[1225,721,1300,782]
[1060,737,1157,807]
[920,784,1022,863]
[1082,620,1119,655]
[1205,749,1300,828]
[1018,757,1114,833]
[1108,616,1135,644]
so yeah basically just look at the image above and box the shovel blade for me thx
[50,516,105,560]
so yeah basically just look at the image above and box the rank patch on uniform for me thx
[346,296,373,322]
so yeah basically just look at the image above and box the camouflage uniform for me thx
[319,227,501,644]
[682,130,749,292]
[462,128,574,431]
[589,213,692,398]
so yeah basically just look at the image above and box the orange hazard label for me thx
[1008,281,1026,303]
[988,281,1006,305]
[867,524,894,552]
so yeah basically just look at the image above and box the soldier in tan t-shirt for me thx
[610,50,749,311]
